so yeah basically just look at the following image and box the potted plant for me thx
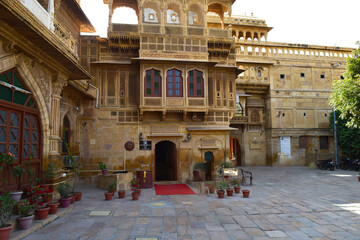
[0,152,15,186]
[47,201,59,214]
[17,200,35,230]
[98,162,108,175]
[242,189,250,198]
[35,202,50,220]
[226,183,234,196]
[231,179,241,193]
[129,178,140,200]
[11,164,25,201]
[56,181,72,208]
[216,181,228,199]
[0,193,16,240]
[108,180,117,196]
[63,140,82,202]
[42,189,54,203]
[104,191,112,201]
[45,162,58,184]
[118,189,125,199]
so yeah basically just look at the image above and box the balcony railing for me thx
[20,0,52,29]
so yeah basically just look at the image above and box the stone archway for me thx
[155,140,177,181]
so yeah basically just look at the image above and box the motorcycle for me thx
[339,157,360,171]
[317,159,335,171]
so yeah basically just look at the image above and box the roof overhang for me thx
[65,0,95,33]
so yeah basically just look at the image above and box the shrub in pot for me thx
[35,203,50,220]
[129,178,140,200]
[216,181,228,199]
[17,200,35,230]
[0,193,16,240]
[56,181,72,208]
[231,179,241,194]
[42,189,54,203]
[226,183,234,196]
[108,180,117,196]
[98,161,108,175]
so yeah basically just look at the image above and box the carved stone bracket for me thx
[52,73,68,96]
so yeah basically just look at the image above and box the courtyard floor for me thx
[22,166,360,240]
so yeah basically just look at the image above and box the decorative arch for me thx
[187,69,204,97]
[251,110,260,122]
[111,0,139,21]
[207,2,229,28]
[143,1,161,23]
[166,2,181,24]
[144,68,162,97]
[112,7,139,24]
[155,140,177,181]
[166,68,183,97]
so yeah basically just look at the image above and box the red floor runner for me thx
[154,184,196,195]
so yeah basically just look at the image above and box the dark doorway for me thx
[205,151,214,181]
[155,141,177,181]
[231,137,241,166]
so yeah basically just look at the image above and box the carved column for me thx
[49,74,68,157]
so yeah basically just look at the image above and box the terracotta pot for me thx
[242,190,250,198]
[59,197,72,208]
[47,202,59,214]
[0,224,13,240]
[42,194,52,203]
[132,191,140,200]
[39,184,49,191]
[74,192,82,201]
[118,190,125,198]
[70,194,75,204]
[226,189,234,196]
[17,215,33,230]
[224,175,229,179]
[108,190,115,196]
[102,169,108,175]
[217,190,225,199]
[234,186,241,194]
[35,207,50,220]
[208,185,215,194]
[105,192,112,201]
[10,191,23,201]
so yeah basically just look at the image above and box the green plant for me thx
[62,137,81,192]
[109,180,116,192]
[129,178,140,192]
[12,164,26,189]
[56,181,71,199]
[18,200,35,218]
[217,181,229,191]
[0,152,15,184]
[220,162,232,169]
[231,179,241,187]
[0,193,16,228]
[98,161,107,170]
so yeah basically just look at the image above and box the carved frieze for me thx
[151,125,179,133]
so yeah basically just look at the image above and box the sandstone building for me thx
[0,0,354,191]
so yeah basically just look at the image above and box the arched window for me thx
[167,69,183,97]
[144,69,161,97]
[188,70,204,97]
[62,116,70,154]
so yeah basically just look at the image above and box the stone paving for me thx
[22,167,360,240]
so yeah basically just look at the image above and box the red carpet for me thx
[154,184,196,195]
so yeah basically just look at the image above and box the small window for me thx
[325,113,327,117]
[320,136,329,150]
[257,70,262,78]
[280,74,285,79]
[340,76,344,79]
[303,113,306,117]
[282,112,285,117]
[300,73,305,78]
[299,136,308,149]
[320,74,325,79]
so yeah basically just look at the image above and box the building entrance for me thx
[205,151,214,181]
[155,141,177,181]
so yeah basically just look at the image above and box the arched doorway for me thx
[155,141,177,181]
[231,137,241,166]
[0,68,42,192]
[205,151,214,181]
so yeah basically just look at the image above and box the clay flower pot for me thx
[132,191,140,201]
[102,169,108,175]
[74,192,82,201]
[10,191,23,201]
[18,215,34,230]
[118,190,125,199]
[242,189,250,198]
[208,185,215,194]
[59,197,72,208]
[35,207,50,220]
[234,186,241,194]
[217,190,225,199]
[47,202,59,214]
[0,224,13,240]
[226,189,234,196]
[70,194,75,204]
[105,192,112,201]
